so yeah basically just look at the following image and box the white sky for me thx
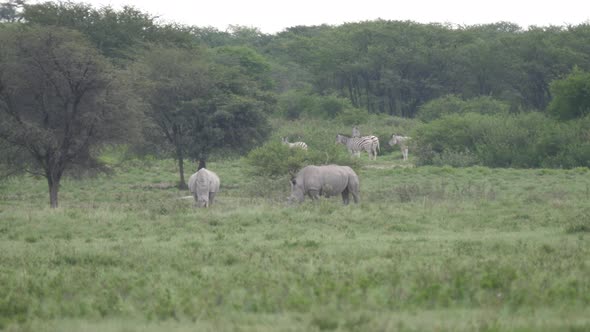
[40,0,590,33]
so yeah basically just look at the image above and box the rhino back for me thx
[296,166,322,191]
[295,165,349,194]
[195,169,220,197]
[208,170,220,192]
[317,165,351,194]
[188,172,199,194]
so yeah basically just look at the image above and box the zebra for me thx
[388,134,411,161]
[282,137,308,150]
[335,134,380,160]
[352,126,361,138]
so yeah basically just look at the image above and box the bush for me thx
[278,90,317,120]
[245,140,362,178]
[318,94,351,118]
[336,107,370,126]
[548,67,590,120]
[417,95,510,122]
[416,95,466,122]
[245,141,308,177]
[414,112,590,168]
[278,90,361,120]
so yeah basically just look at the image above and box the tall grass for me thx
[1,153,590,331]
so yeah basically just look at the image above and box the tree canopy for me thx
[133,44,273,187]
[0,26,141,207]
[548,67,590,120]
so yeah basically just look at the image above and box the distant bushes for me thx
[416,95,510,122]
[415,112,590,168]
[278,90,368,123]
[548,67,590,120]
[245,140,362,177]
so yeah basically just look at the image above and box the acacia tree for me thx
[22,1,197,61]
[0,0,25,22]
[184,46,273,170]
[133,46,213,188]
[0,26,141,208]
[135,45,273,188]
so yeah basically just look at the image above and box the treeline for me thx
[4,0,590,118]
[8,1,590,117]
[262,21,590,117]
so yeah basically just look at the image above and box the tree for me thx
[187,45,274,164]
[417,95,510,122]
[183,94,271,170]
[0,26,141,208]
[133,46,213,188]
[548,67,590,120]
[134,45,274,188]
[22,1,197,61]
[0,0,25,22]
[416,95,467,122]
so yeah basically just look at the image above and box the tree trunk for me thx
[176,146,187,189]
[47,174,60,209]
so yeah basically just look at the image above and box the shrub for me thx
[245,141,308,177]
[277,90,317,120]
[336,107,370,126]
[318,94,352,118]
[245,140,362,178]
[416,95,466,122]
[414,112,590,168]
[462,96,510,116]
[417,95,510,122]
[548,67,590,120]
[278,91,360,120]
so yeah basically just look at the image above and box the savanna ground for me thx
[1,121,590,331]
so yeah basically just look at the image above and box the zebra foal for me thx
[282,137,308,150]
[335,134,379,160]
[389,134,410,161]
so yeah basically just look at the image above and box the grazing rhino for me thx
[289,165,360,205]
[188,168,220,208]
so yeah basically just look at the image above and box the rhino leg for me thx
[209,192,216,206]
[307,190,320,201]
[341,187,350,205]
[348,177,360,204]
[351,191,360,204]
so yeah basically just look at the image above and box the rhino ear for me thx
[290,178,296,185]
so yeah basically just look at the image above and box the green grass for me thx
[1,152,590,331]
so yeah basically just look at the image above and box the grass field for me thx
[1,149,590,331]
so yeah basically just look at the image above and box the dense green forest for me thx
[4,0,590,116]
[2,0,590,205]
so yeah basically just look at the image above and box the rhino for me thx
[188,168,220,208]
[289,165,360,205]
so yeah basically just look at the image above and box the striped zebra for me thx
[352,126,361,138]
[335,134,380,160]
[282,137,308,150]
[388,134,410,161]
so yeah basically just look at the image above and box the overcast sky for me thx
[42,0,590,33]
